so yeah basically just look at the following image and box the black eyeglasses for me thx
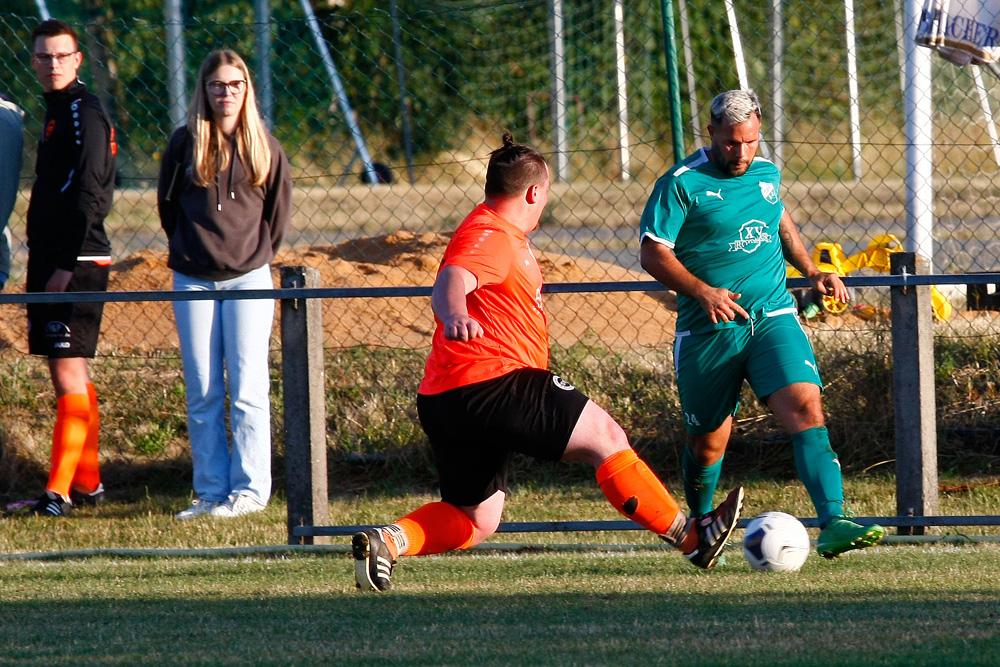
[32,51,78,65]
[206,79,247,96]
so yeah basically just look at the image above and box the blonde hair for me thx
[710,89,762,127]
[187,50,271,188]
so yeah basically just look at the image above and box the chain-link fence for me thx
[1,1,999,497]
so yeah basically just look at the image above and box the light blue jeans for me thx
[172,265,274,504]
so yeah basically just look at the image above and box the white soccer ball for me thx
[743,511,811,572]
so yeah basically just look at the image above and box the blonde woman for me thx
[157,50,292,519]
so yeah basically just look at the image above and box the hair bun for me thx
[501,131,514,148]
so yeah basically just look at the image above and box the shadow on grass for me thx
[0,590,997,665]
[0,455,196,504]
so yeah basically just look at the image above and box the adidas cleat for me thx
[817,517,885,558]
[353,529,396,592]
[682,486,744,569]
[28,492,72,517]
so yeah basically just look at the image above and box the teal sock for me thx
[792,426,844,526]
[682,445,723,517]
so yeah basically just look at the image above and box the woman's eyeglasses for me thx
[206,79,247,96]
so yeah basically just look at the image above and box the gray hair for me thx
[710,89,762,127]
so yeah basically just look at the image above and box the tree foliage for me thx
[2,0,906,182]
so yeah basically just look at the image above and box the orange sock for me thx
[71,382,102,494]
[596,449,687,543]
[46,393,91,501]
[388,502,478,556]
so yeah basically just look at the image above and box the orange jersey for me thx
[419,204,548,395]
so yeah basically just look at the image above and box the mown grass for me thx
[1,546,999,666]
[0,481,998,665]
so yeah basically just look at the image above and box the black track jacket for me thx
[26,79,114,273]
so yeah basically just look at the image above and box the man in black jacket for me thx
[24,19,115,516]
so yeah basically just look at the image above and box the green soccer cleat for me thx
[817,517,885,558]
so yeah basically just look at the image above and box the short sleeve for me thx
[639,174,690,249]
[442,223,514,287]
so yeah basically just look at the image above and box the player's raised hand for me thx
[698,286,749,324]
[442,314,484,341]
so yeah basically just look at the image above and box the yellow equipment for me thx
[787,234,952,321]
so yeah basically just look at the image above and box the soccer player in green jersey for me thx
[639,89,884,558]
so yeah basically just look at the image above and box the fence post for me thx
[280,266,329,545]
[890,252,939,535]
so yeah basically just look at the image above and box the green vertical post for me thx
[660,0,686,162]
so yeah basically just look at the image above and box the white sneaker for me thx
[175,498,222,520]
[210,493,267,518]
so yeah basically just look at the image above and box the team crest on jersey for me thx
[759,181,778,204]
[728,219,773,254]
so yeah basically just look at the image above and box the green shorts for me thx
[674,308,822,435]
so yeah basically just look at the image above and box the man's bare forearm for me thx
[778,211,819,278]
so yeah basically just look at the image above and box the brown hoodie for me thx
[157,125,292,281]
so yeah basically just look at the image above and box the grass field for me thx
[1,481,998,665]
[2,544,1000,665]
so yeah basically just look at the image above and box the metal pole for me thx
[34,0,51,20]
[548,0,569,182]
[677,0,702,148]
[164,0,187,131]
[890,253,939,536]
[844,0,863,179]
[660,0,685,163]
[253,0,274,128]
[280,267,329,546]
[973,66,1000,168]
[299,0,380,185]
[771,0,784,171]
[724,0,749,89]
[903,0,935,268]
[893,0,908,96]
[298,514,1000,537]
[723,0,769,157]
[613,0,630,181]
[390,0,416,185]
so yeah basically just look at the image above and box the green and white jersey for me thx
[639,148,795,334]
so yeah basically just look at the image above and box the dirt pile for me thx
[0,231,677,353]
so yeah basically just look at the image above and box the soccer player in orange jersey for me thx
[352,133,745,591]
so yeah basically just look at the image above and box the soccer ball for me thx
[743,511,811,572]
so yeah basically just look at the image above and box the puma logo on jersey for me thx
[705,189,723,200]
[685,412,701,427]
[804,359,819,376]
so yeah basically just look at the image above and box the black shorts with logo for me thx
[27,259,109,358]
[416,367,590,507]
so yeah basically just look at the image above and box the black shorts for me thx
[416,367,590,507]
[27,259,109,358]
